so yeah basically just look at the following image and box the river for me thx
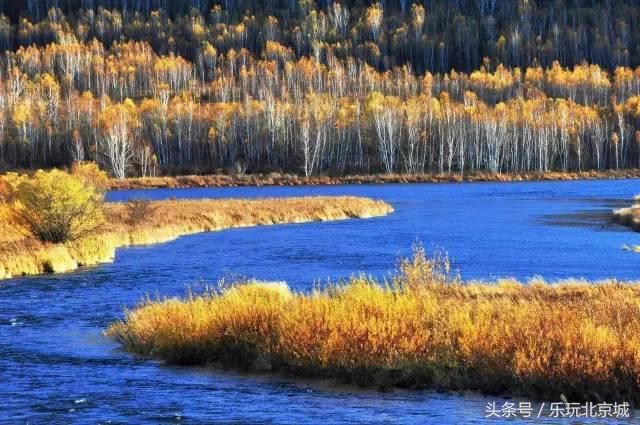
[1,179,639,423]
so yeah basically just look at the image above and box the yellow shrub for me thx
[11,169,106,243]
[70,161,109,191]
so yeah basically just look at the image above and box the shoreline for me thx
[108,169,640,190]
[0,196,393,280]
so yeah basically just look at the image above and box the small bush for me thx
[0,172,25,202]
[124,198,157,226]
[70,161,109,191]
[11,169,106,243]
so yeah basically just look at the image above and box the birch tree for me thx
[98,99,139,179]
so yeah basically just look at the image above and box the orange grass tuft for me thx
[108,248,640,402]
[0,196,392,279]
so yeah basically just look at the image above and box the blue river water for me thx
[1,179,640,424]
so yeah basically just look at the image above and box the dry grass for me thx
[108,247,640,402]
[613,196,640,231]
[109,169,640,190]
[0,197,392,279]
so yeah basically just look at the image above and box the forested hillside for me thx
[2,1,640,177]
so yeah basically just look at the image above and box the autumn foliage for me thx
[7,169,106,243]
[108,247,640,402]
[1,3,640,177]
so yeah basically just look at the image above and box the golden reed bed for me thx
[108,248,640,403]
[0,197,392,279]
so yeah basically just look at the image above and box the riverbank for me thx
[0,196,392,280]
[108,248,640,403]
[108,169,640,190]
[614,196,640,232]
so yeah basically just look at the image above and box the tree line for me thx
[2,1,640,73]
[1,3,640,177]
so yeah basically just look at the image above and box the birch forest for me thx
[1,1,640,177]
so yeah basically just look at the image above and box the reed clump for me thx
[0,195,392,279]
[108,247,640,402]
[613,195,640,231]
